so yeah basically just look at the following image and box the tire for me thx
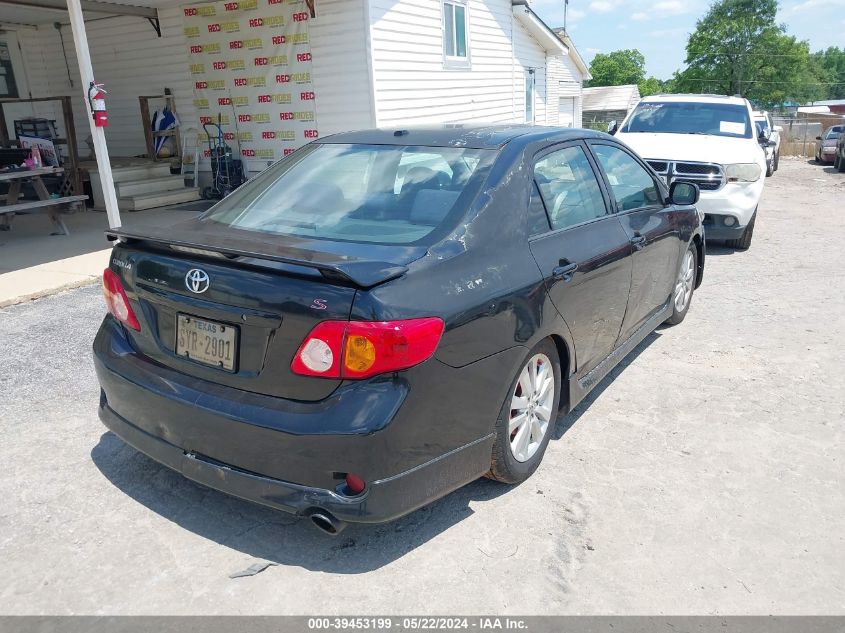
[726,211,756,251]
[765,158,774,177]
[487,339,561,485]
[773,150,780,172]
[664,243,697,326]
[836,155,845,173]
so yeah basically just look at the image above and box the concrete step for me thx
[108,163,173,183]
[116,175,189,198]
[118,188,202,212]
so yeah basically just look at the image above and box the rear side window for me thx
[203,144,496,245]
[591,144,661,211]
[534,145,607,230]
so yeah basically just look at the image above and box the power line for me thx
[676,78,845,85]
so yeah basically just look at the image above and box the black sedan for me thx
[94,126,704,534]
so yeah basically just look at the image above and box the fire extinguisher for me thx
[88,81,108,128]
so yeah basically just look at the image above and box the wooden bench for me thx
[0,167,88,235]
[0,195,88,235]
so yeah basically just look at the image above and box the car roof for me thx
[640,93,749,106]
[317,125,608,150]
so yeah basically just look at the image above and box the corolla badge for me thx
[185,268,210,294]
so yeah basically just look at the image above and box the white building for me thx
[0,0,588,214]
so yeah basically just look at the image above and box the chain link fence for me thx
[773,113,845,159]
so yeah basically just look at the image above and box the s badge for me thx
[310,299,327,310]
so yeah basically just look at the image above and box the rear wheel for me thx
[726,211,756,251]
[665,244,697,326]
[487,340,561,484]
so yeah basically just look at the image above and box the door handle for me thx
[630,234,647,250]
[552,262,579,282]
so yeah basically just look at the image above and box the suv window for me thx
[592,144,661,211]
[622,101,753,139]
[534,145,607,230]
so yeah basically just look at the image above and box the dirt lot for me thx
[1,158,843,615]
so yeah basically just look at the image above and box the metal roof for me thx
[582,85,641,112]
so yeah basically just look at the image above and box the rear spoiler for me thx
[105,229,408,288]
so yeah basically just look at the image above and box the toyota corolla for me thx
[93,126,704,534]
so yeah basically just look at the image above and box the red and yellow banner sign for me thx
[183,0,317,167]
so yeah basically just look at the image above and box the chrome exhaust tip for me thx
[309,511,347,536]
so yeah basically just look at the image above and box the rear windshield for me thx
[622,101,753,139]
[202,143,497,245]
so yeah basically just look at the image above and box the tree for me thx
[638,77,664,97]
[586,49,646,87]
[675,0,823,107]
[811,47,845,100]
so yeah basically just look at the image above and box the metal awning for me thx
[0,0,156,19]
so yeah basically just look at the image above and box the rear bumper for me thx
[98,397,491,523]
[93,317,508,524]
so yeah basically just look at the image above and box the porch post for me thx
[65,0,121,229]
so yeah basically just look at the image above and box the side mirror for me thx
[669,181,699,206]
[607,120,618,135]
[816,136,822,141]
[766,139,777,147]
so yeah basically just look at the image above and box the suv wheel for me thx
[726,211,756,251]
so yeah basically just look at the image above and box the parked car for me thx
[610,94,769,250]
[752,110,781,176]
[835,128,845,173]
[816,125,844,164]
[94,126,704,534]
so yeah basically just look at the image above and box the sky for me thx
[530,0,845,80]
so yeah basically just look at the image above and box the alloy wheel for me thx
[508,353,554,462]
[674,249,695,313]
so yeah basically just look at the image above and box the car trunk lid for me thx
[107,219,427,401]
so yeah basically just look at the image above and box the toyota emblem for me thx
[185,268,210,294]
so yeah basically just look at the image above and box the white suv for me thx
[611,94,767,250]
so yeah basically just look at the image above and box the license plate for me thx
[176,314,238,371]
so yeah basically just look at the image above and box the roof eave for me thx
[512,1,568,55]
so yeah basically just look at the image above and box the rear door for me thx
[588,141,681,342]
[527,142,633,376]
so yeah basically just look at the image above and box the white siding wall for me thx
[546,54,562,126]
[10,0,560,159]
[511,13,546,124]
[368,0,553,127]
[22,9,195,158]
[12,3,373,162]
[558,53,583,128]
[310,0,375,135]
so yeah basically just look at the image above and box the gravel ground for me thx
[1,158,843,615]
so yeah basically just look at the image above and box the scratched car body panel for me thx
[93,125,704,530]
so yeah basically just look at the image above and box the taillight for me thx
[292,318,444,379]
[102,268,141,331]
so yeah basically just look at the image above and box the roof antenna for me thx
[563,0,569,35]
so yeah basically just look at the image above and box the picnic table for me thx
[0,167,88,236]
